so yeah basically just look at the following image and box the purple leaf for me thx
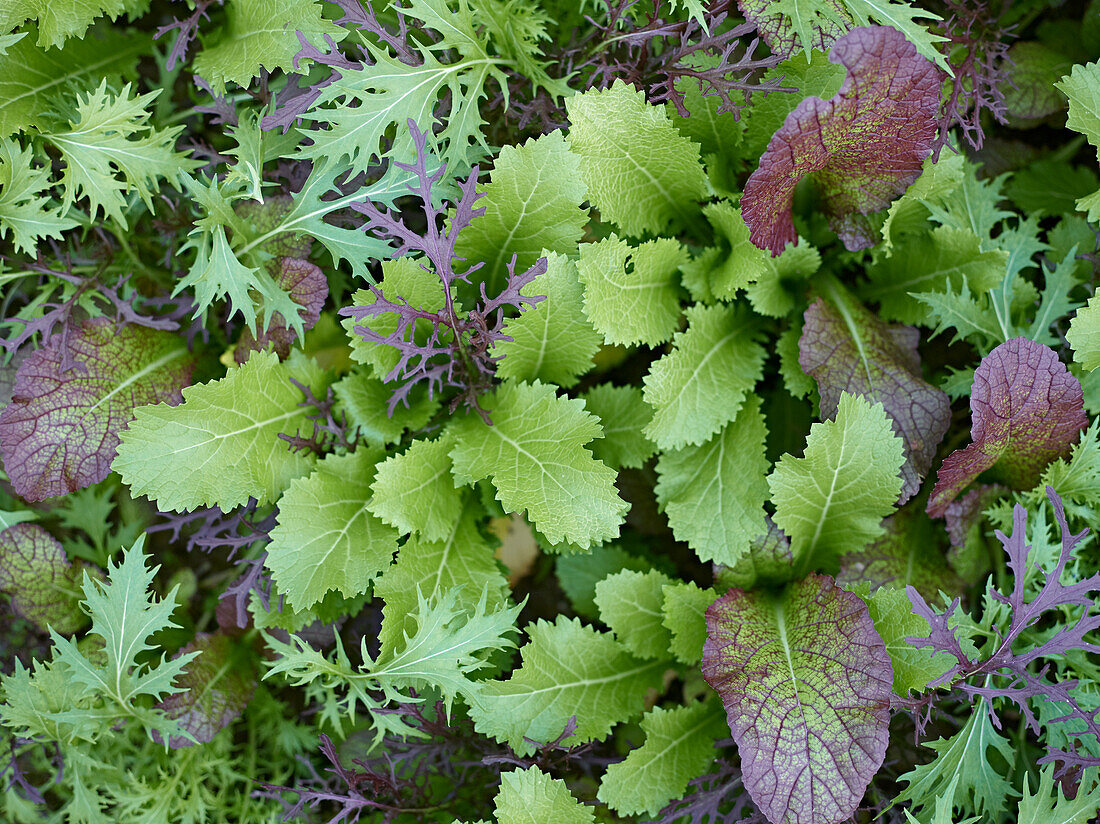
[800,290,950,504]
[234,257,328,363]
[926,338,1087,517]
[0,523,91,634]
[154,632,256,748]
[702,573,893,824]
[908,487,1100,768]
[738,0,851,60]
[741,26,939,254]
[0,318,195,501]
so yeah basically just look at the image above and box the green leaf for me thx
[862,226,1009,325]
[494,252,601,387]
[841,0,949,73]
[0,136,77,254]
[42,81,196,228]
[914,276,1004,354]
[1017,766,1100,823]
[594,569,675,660]
[1069,294,1100,371]
[565,80,708,237]
[0,26,146,136]
[370,436,465,541]
[454,132,588,293]
[266,449,399,611]
[661,581,716,666]
[0,0,148,49]
[881,152,966,253]
[556,544,652,618]
[678,201,770,303]
[655,394,769,566]
[373,506,509,659]
[1057,61,1100,221]
[469,616,666,755]
[578,234,687,347]
[0,523,87,634]
[894,709,1019,820]
[768,392,904,573]
[597,701,723,816]
[643,304,765,450]
[114,350,318,512]
[579,384,656,471]
[191,0,346,94]
[332,369,439,447]
[448,381,627,548]
[495,767,594,824]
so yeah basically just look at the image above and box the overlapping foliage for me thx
[1,1,1100,823]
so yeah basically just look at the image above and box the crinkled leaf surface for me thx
[679,201,770,303]
[448,381,627,547]
[1068,294,1100,372]
[594,569,675,660]
[0,136,78,254]
[578,234,687,347]
[655,394,769,566]
[662,581,717,666]
[469,616,665,756]
[266,449,400,611]
[495,767,594,824]
[768,393,905,573]
[1056,62,1100,222]
[0,318,194,502]
[702,573,893,824]
[565,80,708,237]
[742,25,939,254]
[0,523,86,634]
[113,350,317,512]
[580,384,655,471]
[332,369,438,447]
[0,0,147,49]
[800,289,950,503]
[927,338,1088,516]
[598,701,723,816]
[643,304,765,450]
[369,437,464,542]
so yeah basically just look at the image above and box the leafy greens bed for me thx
[3,0,1100,822]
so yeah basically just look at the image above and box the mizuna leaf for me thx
[1016,765,1100,824]
[565,80,708,237]
[701,573,893,824]
[926,338,1088,517]
[153,632,256,749]
[494,252,601,388]
[643,303,765,450]
[655,394,769,566]
[768,392,905,574]
[578,234,687,347]
[469,616,666,756]
[597,701,723,816]
[0,318,194,502]
[0,523,87,634]
[191,0,346,94]
[800,286,950,503]
[454,132,588,294]
[1068,294,1100,372]
[113,350,318,512]
[494,767,594,824]
[0,136,78,254]
[0,0,147,49]
[369,436,464,541]
[580,385,656,471]
[448,381,627,548]
[741,25,939,254]
[266,449,400,611]
[594,569,675,661]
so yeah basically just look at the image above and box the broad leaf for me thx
[1068,294,1100,372]
[927,338,1088,516]
[594,569,675,660]
[495,767,594,824]
[1056,61,1100,222]
[580,384,656,471]
[0,0,147,48]
[702,573,893,824]
[369,437,464,541]
[0,523,87,634]
[0,319,194,502]
[661,581,717,666]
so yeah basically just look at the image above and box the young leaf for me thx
[448,381,627,548]
[454,132,588,294]
[661,581,717,666]
[191,0,345,94]
[655,394,769,566]
[565,80,708,237]
[1056,61,1100,221]
[597,701,723,817]
[768,392,905,573]
[580,384,655,471]
[679,201,770,302]
[114,350,318,512]
[0,0,147,49]
[742,25,939,253]
[265,449,400,611]
[0,523,87,634]
[800,287,950,503]
[926,338,1088,516]
[0,319,195,502]
[702,573,893,824]
[495,766,594,824]
[1016,766,1100,824]
[643,303,765,450]
[0,136,78,254]
[594,568,675,660]
[578,235,687,347]
[1068,294,1100,372]
[494,252,601,388]
[332,369,438,447]
[469,616,666,756]
[369,436,464,541]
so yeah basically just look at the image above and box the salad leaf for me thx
[0,523,88,634]
[594,568,675,660]
[495,766,594,824]
[369,436,464,541]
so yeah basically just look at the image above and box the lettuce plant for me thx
[2,2,1100,824]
